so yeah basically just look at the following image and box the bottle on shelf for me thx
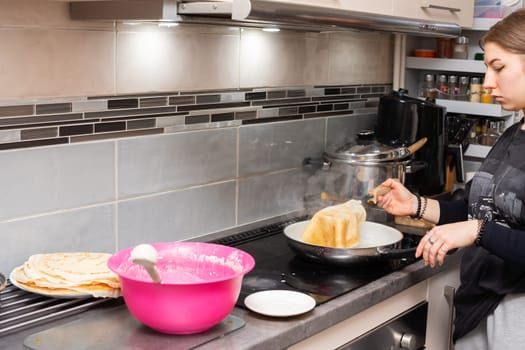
[448,75,459,100]
[422,73,437,99]
[458,76,470,101]
[481,87,493,104]
[438,74,448,99]
[470,77,481,103]
[453,36,469,59]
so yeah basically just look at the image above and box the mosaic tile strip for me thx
[0,84,391,151]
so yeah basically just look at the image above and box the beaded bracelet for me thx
[475,217,488,246]
[419,197,428,220]
[410,194,421,219]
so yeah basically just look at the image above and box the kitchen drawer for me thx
[393,0,475,28]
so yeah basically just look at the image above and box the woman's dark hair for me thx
[481,8,525,54]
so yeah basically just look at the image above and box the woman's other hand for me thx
[416,220,479,267]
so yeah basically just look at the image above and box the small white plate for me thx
[244,290,316,317]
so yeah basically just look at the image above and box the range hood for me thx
[70,0,461,37]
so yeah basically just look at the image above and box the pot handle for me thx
[406,160,427,174]
[407,137,428,155]
[303,157,331,170]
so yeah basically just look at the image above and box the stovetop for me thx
[212,218,422,308]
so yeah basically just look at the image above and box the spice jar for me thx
[481,87,493,104]
[422,74,437,99]
[453,36,469,59]
[448,75,459,100]
[470,77,481,103]
[437,75,448,99]
[458,76,470,101]
[436,38,454,58]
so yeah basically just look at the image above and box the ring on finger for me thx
[428,236,435,245]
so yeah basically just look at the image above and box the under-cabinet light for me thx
[158,22,179,28]
[262,27,280,32]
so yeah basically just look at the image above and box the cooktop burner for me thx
[212,218,421,308]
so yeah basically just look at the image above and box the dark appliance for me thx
[211,217,421,307]
[375,89,446,196]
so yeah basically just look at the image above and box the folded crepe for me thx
[301,199,366,248]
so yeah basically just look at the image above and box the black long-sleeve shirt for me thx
[439,200,525,267]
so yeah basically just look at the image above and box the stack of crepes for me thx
[301,199,366,248]
[11,252,120,298]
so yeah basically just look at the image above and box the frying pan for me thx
[284,220,417,265]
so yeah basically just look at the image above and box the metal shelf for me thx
[435,99,513,117]
[465,144,492,158]
[406,57,486,74]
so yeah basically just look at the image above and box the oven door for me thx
[341,302,427,350]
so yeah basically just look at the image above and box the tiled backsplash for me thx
[0,1,395,273]
[0,84,388,151]
[0,84,387,273]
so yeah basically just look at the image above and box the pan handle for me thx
[377,246,459,259]
[376,246,417,259]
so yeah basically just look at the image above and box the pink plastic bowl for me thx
[108,242,255,334]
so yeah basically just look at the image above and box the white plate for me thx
[9,268,93,299]
[244,290,316,317]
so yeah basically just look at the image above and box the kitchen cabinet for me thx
[338,0,393,16]
[392,0,475,28]
[262,0,393,16]
[267,0,471,23]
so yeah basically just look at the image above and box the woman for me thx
[377,9,525,349]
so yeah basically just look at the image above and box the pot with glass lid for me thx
[318,135,427,201]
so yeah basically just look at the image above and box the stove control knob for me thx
[399,333,417,350]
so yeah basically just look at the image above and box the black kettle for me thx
[374,89,447,196]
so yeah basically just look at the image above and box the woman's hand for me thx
[416,220,479,267]
[376,178,418,217]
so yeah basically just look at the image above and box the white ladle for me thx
[130,244,162,283]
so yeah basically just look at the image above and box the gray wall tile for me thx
[72,99,107,113]
[0,104,34,117]
[239,119,325,177]
[118,129,237,198]
[0,142,115,221]
[238,169,306,225]
[0,204,115,273]
[0,129,20,143]
[118,181,236,248]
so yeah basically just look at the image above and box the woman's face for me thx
[483,42,525,112]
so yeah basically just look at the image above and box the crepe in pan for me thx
[301,199,366,248]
